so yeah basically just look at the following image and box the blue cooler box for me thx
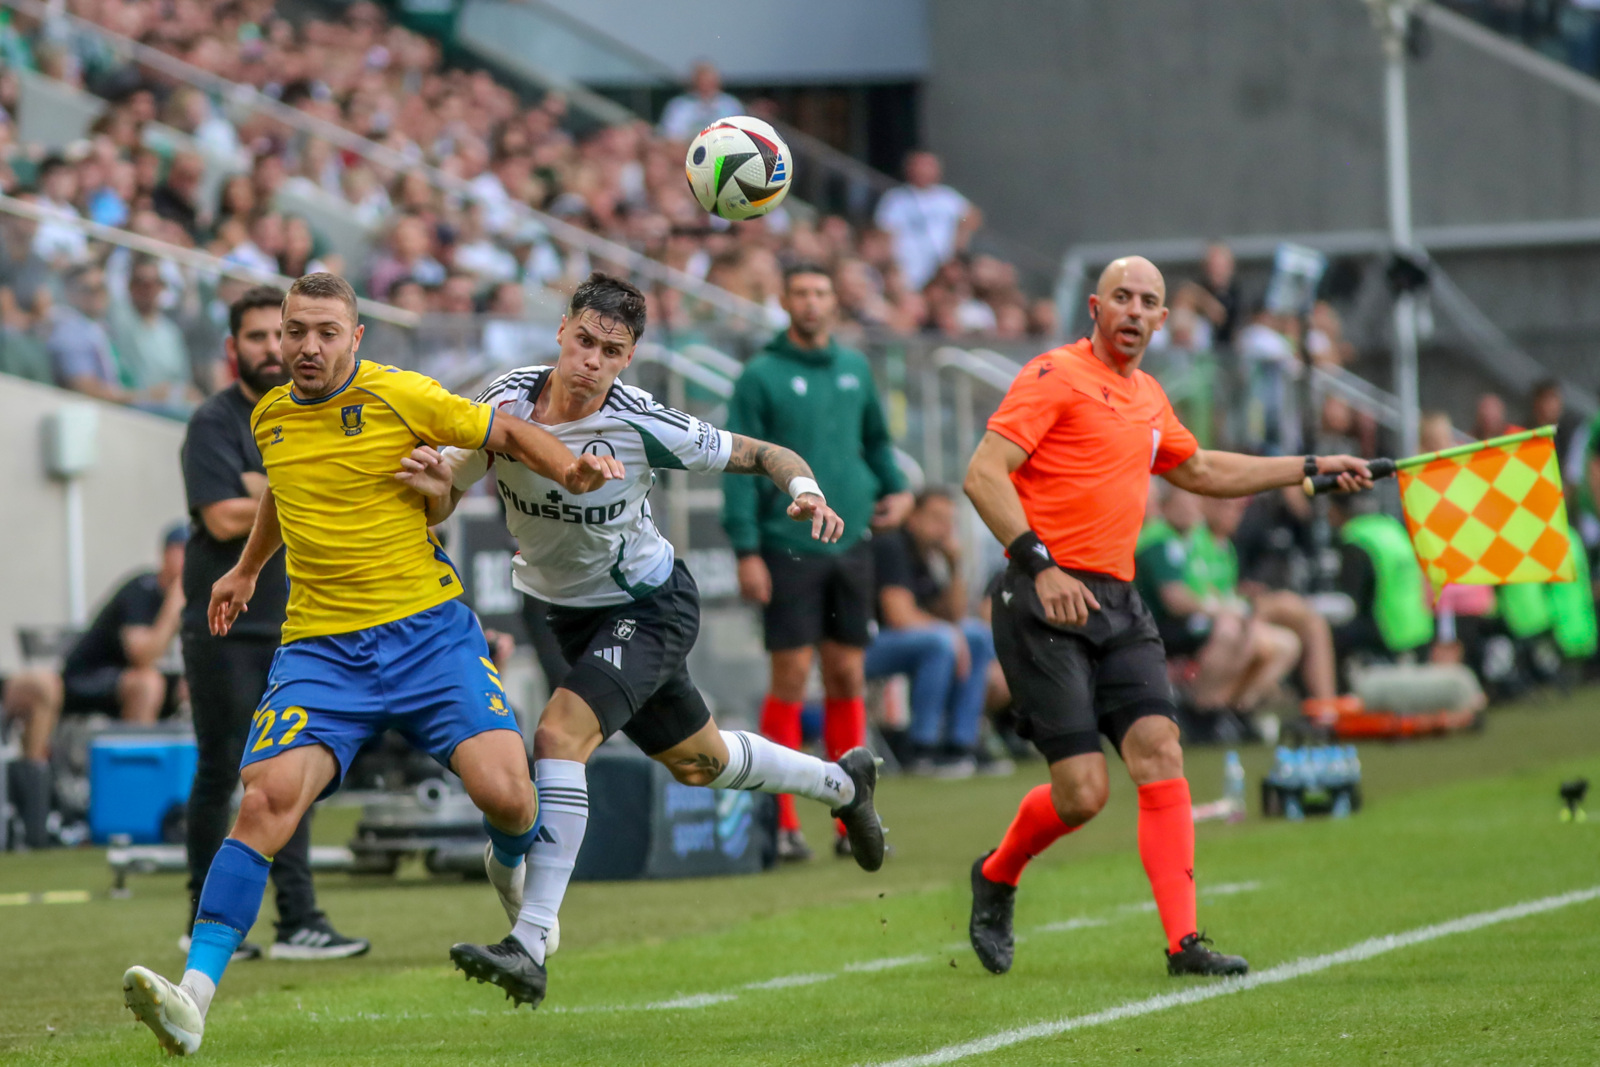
[89,729,198,844]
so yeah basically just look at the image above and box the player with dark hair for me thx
[121,273,624,1055]
[963,256,1372,978]
[399,272,887,1010]
[178,284,367,964]
[725,262,912,861]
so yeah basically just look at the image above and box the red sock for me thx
[760,695,803,832]
[822,696,865,761]
[981,784,1076,885]
[1137,778,1197,954]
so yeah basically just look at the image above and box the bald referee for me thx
[963,257,1371,977]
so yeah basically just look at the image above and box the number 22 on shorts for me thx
[250,706,310,752]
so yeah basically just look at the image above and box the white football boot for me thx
[123,966,204,1055]
[482,843,559,955]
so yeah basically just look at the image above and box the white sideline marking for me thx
[1033,917,1108,934]
[646,993,737,1011]
[745,973,833,990]
[547,954,929,1015]
[844,955,931,973]
[863,885,1600,1067]
[1204,880,1263,897]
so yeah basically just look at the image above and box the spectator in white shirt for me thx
[32,156,91,266]
[213,217,279,278]
[451,202,520,284]
[658,61,744,141]
[873,151,982,293]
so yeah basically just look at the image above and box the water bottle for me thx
[1324,746,1345,790]
[1331,788,1353,818]
[1330,745,1356,818]
[1283,748,1307,820]
[1223,750,1246,820]
[1271,746,1294,787]
[1303,748,1322,793]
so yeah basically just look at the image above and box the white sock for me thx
[710,730,855,808]
[180,971,216,1017]
[512,759,588,964]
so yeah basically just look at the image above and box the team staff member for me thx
[963,257,1371,978]
[179,287,367,962]
[723,264,912,860]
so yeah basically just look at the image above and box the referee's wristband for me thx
[788,476,824,502]
[1008,531,1060,578]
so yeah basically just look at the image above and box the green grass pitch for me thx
[4,692,1600,1065]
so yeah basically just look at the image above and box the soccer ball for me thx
[684,116,792,221]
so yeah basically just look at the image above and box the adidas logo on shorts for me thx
[594,646,624,669]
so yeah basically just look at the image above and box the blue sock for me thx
[185,839,271,986]
[484,813,541,868]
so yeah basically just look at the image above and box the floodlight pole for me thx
[1369,0,1423,456]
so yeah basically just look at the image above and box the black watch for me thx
[1303,455,1319,478]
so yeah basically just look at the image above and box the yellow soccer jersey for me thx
[252,360,494,642]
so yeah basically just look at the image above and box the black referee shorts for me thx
[991,564,1179,764]
[545,561,711,756]
[759,540,875,651]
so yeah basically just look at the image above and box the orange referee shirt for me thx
[987,338,1198,581]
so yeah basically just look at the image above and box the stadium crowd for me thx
[0,0,1051,419]
[3,4,1600,862]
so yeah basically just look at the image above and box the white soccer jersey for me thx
[449,366,732,607]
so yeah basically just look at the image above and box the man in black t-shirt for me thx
[61,526,187,721]
[864,489,996,776]
[178,287,367,962]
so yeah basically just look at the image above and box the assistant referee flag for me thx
[1398,426,1575,589]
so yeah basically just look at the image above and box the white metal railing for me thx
[478,0,1056,272]
[0,193,418,326]
[1054,223,1600,422]
[0,0,769,324]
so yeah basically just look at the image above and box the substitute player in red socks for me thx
[724,264,912,860]
[963,256,1372,976]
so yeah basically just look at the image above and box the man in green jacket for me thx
[724,264,912,861]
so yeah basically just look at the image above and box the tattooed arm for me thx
[726,434,814,490]
[725,434,845,543]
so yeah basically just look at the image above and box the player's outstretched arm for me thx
[488,413,624,493]
[964,431,1099,627]
[209,484,283,636]
[726,434,844,543]
[1163,450,1372,498]
[395,445,466,525]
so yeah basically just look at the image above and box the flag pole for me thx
[1393,425,1555,472]
[1301,424,1557,496]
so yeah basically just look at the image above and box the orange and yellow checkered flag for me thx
[1398,426,1574,590]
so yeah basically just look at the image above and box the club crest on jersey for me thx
[340,404,365,436]
[487,692,509,716]
[837,373,860,390]
[613,618,636,641]
[791,376,808,396]
[583,439,617,457]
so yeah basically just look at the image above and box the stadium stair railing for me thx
[1054,229,1600,425]
[0,0,771,328]
[443,0,1057,278]
[0,192,419,328]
